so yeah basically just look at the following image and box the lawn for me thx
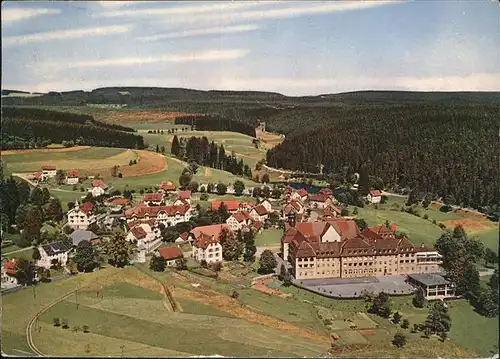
[448,299,499,357]
[354,206,444,247]
[176,298,235,318]
[254,228,283,247]
[4,247,34,260]
[1,147,127,173]
[474,229,498,252]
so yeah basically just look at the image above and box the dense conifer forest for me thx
[266,104,500,210]
[171,135,253,178]
[174,115,257,138]
[1,107,144,150]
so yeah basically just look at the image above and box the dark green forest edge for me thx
[2,88,499,215]
[1,107,144,150]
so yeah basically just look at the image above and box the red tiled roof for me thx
[41,165,56,170]
[191,224,232,245]
[252,204,268,216]
[320,188,333,196]
[92,179,107,188]
[296,188,308,197]
[179,232,190,241]
[127,218,156,229]
[143,193,164,202]
[67,170,80,178]
[125,204,190,219]
[80,201,94,214]
[130,226,147,240]
[159,246,183,260]
[369,190,382,197]
[211,200,241,212]
[231,211,252,223]
[327,218,360,240]
[160,181,176,191]
[108,197,130,206]
[178,190,191,199]
[3,260,16,275]
[309,193,330,202]
[252,221,263,230]
[414,246,438,253]
[34,172,42,179]
[174,198,190,206]
[194,233,220,250]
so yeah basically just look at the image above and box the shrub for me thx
[82,325,89,333]
[231,290,239,299]
[118,173,123,178]
[423,214,429,220]
[401,319,410,329]
[72,325,80,332]
[53,317,60,327]
[62,318,69,329]
[200,193,209,201]
[392,332,406,348]
[323,318,332,326]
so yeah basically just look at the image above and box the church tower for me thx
[287,209,296,227]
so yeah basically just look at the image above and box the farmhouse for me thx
[367,189,382,204]
[173,198,190,206]
[41,165,57,178]
[258,199,273,213]
[66,170,80,185]
[67,201,96,230]
[124,203,193,227]
[89,179,108,197]
[190,224,231,264]
[143,192,164,206]
[282,199,305,221]
[105,196,130,210]
[284,215,442,280]
[1,259,19,290]
[37,241,73,269]
[250,204,269,222]
[407,273,455,300]
[323,206,341,219]
[158,246,184,267]
[290,188,308,202]
[319,188,333,196]
[33,172,43,183]
[226,211,253,231]
[175,232,191,244]
[159,180,176,193]
[126,223,162,262]
[308,193,334,209]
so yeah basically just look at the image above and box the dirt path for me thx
[2,146,90,156]
[173,287,329,344]
[204,167,212,177]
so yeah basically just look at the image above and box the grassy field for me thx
[1,147,129,174]
[141,130,265,168]
[352,196,498,250]
[254,229,283,247]
[3,266,329,358]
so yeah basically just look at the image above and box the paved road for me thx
[12,173,38,187]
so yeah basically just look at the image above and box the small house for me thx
[159,181,176,193]
[37,241,73,269]
[90,179,108,197]
[66,170,80,185]
[143,193,164,206]
[67,201,96,230]
[407,273,455,300]
[250,204,269,222]
[367,190,382,204]
[41,165,57,178]
[158,246,184,267]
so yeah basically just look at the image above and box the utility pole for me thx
[76,289,79,310]
[120,345,125,358]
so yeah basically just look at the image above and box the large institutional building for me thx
[281,211,442,280]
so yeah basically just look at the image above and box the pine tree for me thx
[30,187,44,207]
[234,180,245,196]
[103,233,136,268]
[258,250,277,274]
[46,198,63,222]
[18,181,31,204]
[413,287,426,308]
[73,240,99,272]
[219,229,243,261]
[171,135,180,157]
[21,205,42,246]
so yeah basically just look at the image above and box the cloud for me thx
[2,25,132,46]
[95,1,279,18]
[61,49,250,68]
[96,1,156,9]
[1,7,62,22]
[137,24,261,41]
[164,1,401,26]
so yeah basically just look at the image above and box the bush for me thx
[401,319,410,329]
[53,317,61,327]
[82,325,89,333]
[438,223,446,229]
[62,318,69,329]
[72,325,80,332]
[118,173,123,178]
[200,193,209,201]
[231,290,239,299]
[423,214,429,220]
[323,318,332,325]
[392,332,406,348]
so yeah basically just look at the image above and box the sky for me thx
[2,0,500,95]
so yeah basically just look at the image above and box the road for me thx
[3,246,34,256]
[12,173,38,187]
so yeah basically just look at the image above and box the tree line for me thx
[171,135,253,178]
[266,104,499,210]
[175,114,257,138]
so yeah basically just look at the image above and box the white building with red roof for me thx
[249,204,269,222]
[367,189,382,204]
[41,165,57,178]
[157,246,184,267]
[143,192,164,206]
[190,224,231,264]
[66,170,80,185]
[159,180,176,193]
[210,200,252,214]
[1,259,19,290]
[124,204,193,227]
[89,179,108,197]
[226,211,254,231]
[126,222,162,263]
[177,190,192,203]
[67,200,97,230]
[309,193,334,209]
[290,188,308,202]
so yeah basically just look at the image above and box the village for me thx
[2,164,451,304]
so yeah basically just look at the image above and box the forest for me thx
[171,135,253,178]
[174,114,257,138]
[1,107,144,150]
[266,104,500,211]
